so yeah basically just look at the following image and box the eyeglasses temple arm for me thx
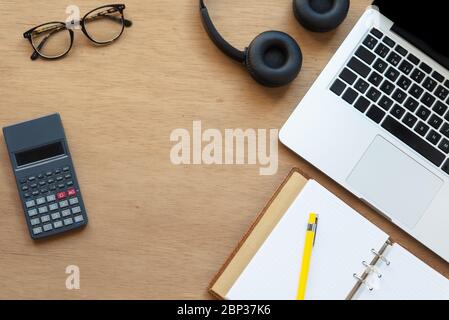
[30,26,65,60]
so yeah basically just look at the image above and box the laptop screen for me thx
[374,0,449,70]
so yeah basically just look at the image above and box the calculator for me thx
[3,113,88,239]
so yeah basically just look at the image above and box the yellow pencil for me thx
[296,213,319,300]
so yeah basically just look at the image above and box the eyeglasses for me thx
[23,4,132,60]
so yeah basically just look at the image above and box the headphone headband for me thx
[199,0,245,63]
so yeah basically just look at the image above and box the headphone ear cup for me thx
[293,0,350,32]
[245,31,302,87]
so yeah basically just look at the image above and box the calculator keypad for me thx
[19,166,86,237]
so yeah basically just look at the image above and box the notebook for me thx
[209,169,449,300]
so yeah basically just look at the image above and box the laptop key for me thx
[347,57,370,78]
[355,46,376,65]
[391,104,406,119]
[432,71,444,83]
[442,160,449,175]
[368,71,383,86]
[380,80,394,95]
[373,58,388,73]
[367,87,381,102]
[386,52,401,66]
[382,116,445,167]
[439,138,449,154]
[420,62,432,74]
[392,88,406,103]
[354,79,369,94]
[428,114,443,129]
[433,101,448,116]
[342,88,358,104]
[367,106,386,124]
[383,36,395,48]
[435,85,449,101]
[354,96,370,113]
[404,97,419,112]
[409,84,424,99]
[407,53,420,65]
[421,92,436,107]
[379,96,394,111]
[370,28,383,39]
[410,69,425,83]
[330,79,346,96]
[415,121,430,136]
[426,130,442,145]
[339,68,357,85]
[423,77,437,92]
[395,45,408,56]
[375,43,390,58]
[385,67,400,81]
[416,106,431,121]
[398,60,413,75]
[402,112,418,128]
[363,35,378,49]
[440,123,449,138]
[397,76,412,90]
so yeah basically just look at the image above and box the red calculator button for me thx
[67,188,76,197]
[57,191,67,200]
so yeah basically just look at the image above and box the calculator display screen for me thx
[15,142,65,167]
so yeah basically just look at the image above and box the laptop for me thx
[280,0,449,262]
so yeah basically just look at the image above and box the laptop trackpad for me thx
[347,136,443,229]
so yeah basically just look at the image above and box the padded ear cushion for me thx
[245,31,302,87]
[293,0,350,32]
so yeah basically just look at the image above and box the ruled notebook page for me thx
[354,244,449,300]
[226,180,388,300]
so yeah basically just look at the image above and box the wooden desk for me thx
[0,0,447,299]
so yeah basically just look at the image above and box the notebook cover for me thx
[209,168,310,299]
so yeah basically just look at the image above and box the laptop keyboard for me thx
[330,28,449,175]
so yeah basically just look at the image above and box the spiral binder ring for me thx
[353,273,373,291]
[371,249,391,265]
[362,261,382,278]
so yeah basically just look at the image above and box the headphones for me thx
[199,0,350,87]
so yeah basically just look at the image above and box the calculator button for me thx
[74,215,84,223]
[46,194,56,202]
[38,173,45,179]
[55,168,62,174]
[30,183,38,189]
[58,183,65,189]
[67,188,76,197]
[49,203,59,211]
[49,185,56,191]
[71,206,81,214]
[43,223,53,232]
[24,192,31,198]
[28,176,36,182]
[28,209,38,217]
[57,191,67,199]
[32,190,40,196]
[53,221,63,229]
[33,227,43,235]
[46,171,53,177]
[38,206,48,214]
[25,200,36,208]
[47,178,55,184]
[69,197,79,206]
[64,173,72,179]
[36,197,46,205]
[64,218,74,226]
[63,166,70,172]
[30,218,40,226]
[40,188,48,194]
[38,181,46,186]
[40,215,50,223]
[51,212,61,220]
[22,185,29,191]
[56,176,63,181]
[20,178,27,184]
[59,200,69,208]
[61,209,71,217]
[66,181,74,187]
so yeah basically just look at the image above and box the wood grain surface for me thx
[0,0,447,299]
